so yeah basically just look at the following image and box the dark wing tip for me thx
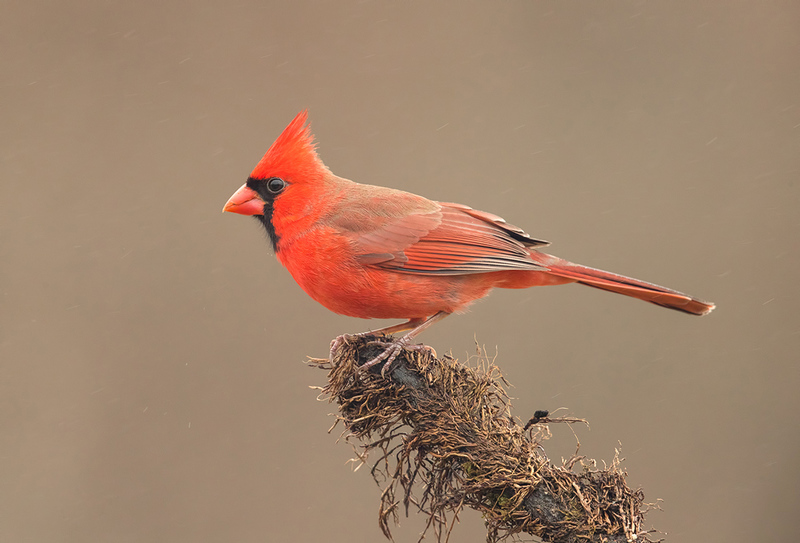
[451,205,550,248]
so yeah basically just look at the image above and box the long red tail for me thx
[529,251,715,316]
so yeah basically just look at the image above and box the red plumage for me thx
[224,111,714,366]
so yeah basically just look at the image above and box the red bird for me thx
[224,111,714,370]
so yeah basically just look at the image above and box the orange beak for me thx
[223,184,265,216]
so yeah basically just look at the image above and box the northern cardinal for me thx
[224,111,714,370]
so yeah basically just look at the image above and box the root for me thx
[311,335,657,543]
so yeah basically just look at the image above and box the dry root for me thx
[311,335,657,543]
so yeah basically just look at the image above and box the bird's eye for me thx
[266,177,287,194]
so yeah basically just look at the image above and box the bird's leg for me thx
[328,318,425,364]
[360,311,450,375]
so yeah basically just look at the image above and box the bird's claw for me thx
[360,340,436,376]
[330,333,400,374]
[331,331,436,377]
[329,333,357,364]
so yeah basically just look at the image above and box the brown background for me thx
[2,2,798,542]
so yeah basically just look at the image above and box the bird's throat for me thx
[254,206,280,252]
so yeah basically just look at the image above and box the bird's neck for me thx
[269,174,350,252]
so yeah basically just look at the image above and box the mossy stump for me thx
[312,335,656,543]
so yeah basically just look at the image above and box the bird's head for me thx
[223,110,331,250]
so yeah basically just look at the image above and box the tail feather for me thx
[529,252,715,316]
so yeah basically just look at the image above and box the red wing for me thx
[352,210,444,264]
[354,203,550,275]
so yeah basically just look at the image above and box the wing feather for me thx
[353,202,550,275]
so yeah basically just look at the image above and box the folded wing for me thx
[354,202,550,275]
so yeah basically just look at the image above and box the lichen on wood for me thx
[311,335,656,543]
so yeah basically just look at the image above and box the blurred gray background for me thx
[2,2,798,542]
